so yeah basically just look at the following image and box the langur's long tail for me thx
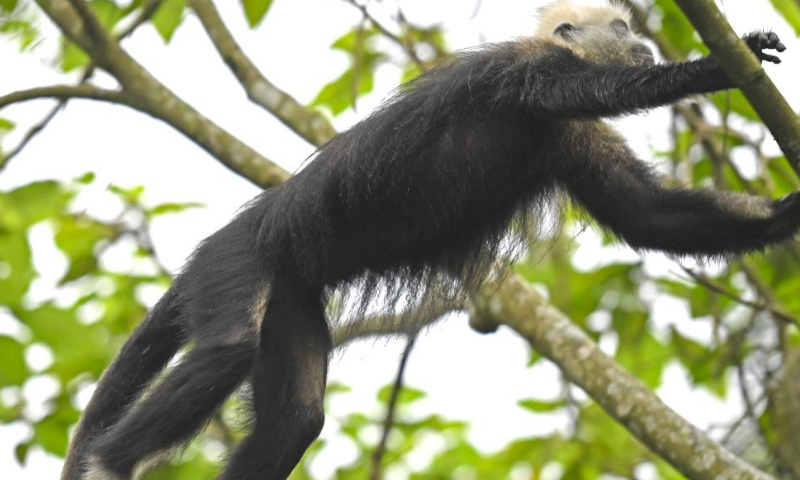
[60,290,186,480]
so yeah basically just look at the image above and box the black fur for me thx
[62,28,798,480]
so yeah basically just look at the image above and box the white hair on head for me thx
[534,0,632,38]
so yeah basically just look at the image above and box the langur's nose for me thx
[632,43,654,64]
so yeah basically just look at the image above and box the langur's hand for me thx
[743,31,786,64]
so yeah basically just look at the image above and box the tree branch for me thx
[117,0,162,41]
[332,290,462,347]
[370,336,416,480]
[0,84,134,108]
[680,266,799,327]
[344,0,426,71]
[1,2,160,170]
[0,103,63,171]
[34,0,290,188]
[188,0,337,147]
[472,272,778,480]
[33,0,95,54]
[673,0,800,177]
[65,0,112,45]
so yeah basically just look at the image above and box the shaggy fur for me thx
[61,2,796,480]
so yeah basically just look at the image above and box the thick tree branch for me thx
[673,0,800,176]
[472,272,778,480]
[332,290,462,347]
[65,0,112,45]
[34,0,95,54]
[188,0,337,147]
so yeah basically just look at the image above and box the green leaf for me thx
[312,67,375,116]
[770,0,800,35]
[55,215,117,283]
[75,172,96,184]
[0,18,39,51]
[0,118,14,131]
[766,156,800,196]
[377,384,425,405]
[60,40,90,72]
[151,0,186,42]
[145,201,203,217]
[241,0,274,27]
[332,26,378,52]
[14,440,30,464]
[34,414,70,456]
[0,396,23,423]
[108,184,145,205]
[518,398,566,413]
[6,181,73,228]
[90,0,125,30]
[655,0,706,57]
[0,336,29,386]
[0,233,34,306]
[670,327,727,397]
[614,311,669,388]
[711,90,759,122]
[0,0,17,13]
[18,304,110,381]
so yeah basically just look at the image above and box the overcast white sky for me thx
[1,0,799,478]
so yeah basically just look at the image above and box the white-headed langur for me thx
[62,1,798,479]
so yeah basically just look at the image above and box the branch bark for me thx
[188,0,337,147]
[673,0,800,177]
[0,84,135,109]
[472,272,778,480]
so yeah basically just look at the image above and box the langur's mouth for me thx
[632,43,655,65]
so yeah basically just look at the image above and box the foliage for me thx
[2,1,800,479]
[0,176,196,463]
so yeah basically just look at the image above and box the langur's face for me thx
[552,17,655,66]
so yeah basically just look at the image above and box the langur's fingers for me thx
[761,53,781,64]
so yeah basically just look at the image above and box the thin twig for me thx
[344,0,426,70]
[370,335,417,480]
[679,266,799,327]
[0,84,134,109]
[117,0,163,41]
[0,67,96,170]
[0,104,62,171]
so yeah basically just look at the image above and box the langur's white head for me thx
[535,0,654,66]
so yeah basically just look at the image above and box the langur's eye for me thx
[555,22,578,38]
[610,19,629,35]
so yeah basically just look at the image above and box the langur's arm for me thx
[553,122,800,256]
[476,32,785,118]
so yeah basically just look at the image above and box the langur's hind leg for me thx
[62,291,185,480]
[219,280,330,480]
[86,313,261,479]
